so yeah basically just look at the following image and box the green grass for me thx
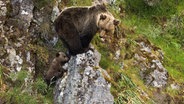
[66,0,93,6]
[147,33,184,83]
[111,1,184,103]
[120,8,184,82]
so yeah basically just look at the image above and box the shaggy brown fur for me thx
[45,52,69,85]
[54,4,119,55]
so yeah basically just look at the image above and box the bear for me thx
[44,52,69,86]
[54,4,119,56]
[98,12,120,37]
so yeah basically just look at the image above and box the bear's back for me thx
[61,6,89,17]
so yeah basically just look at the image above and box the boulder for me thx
[54,50,114,104]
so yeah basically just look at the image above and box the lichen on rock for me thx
[134,38,168,88]
[54,49,114,104]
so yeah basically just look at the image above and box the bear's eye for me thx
[63,55,67,58]
[56,53,60,57]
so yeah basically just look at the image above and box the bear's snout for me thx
[62,55,69,63]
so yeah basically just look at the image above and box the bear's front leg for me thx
[67,34,84,55]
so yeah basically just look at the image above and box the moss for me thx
[27,44,49,63]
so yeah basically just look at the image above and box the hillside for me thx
[0,0,184,103]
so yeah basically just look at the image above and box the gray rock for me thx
[6,47,23,71]
[150,69,168,87]
[144,0,160,6]
[114,49,120,60]
[54,50,114,104]
[51,1,60,23]
[135,40,168,88]
[0,0,34,82]
[170,83,180,90]
[10,0,34,30]
[0,1,7,16]
[30,2,59,46]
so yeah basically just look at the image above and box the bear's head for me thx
[97,12,120,35]
[55,52,69,64]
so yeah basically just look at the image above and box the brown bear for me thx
[98,12,120,37]
[54,4,119,55]
[45,52,69,86]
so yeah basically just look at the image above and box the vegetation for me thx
[0,68,52,104]
[1,0,184,103]
[95,0,184,103]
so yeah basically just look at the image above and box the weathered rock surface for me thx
[9,0,34,30]
[54,50,114,104]
[0,0,35,94]
[0,0,34,73]
[134,38,168,87]
[31,0,59,46]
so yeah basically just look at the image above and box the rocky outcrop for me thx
[0,0,36,94]
[54,50,114,104]
[134,38,168,87]
[1,1,114,103]
[9,0,34,30]
[0,0,34,73]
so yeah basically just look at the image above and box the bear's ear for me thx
[56,52,60,57]
[95,3,107,11]
[100,14,107,20]
[113,20,120,26]
[100,3,107,10]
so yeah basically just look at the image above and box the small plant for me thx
[2,87,37,104]
[8,70,28,87]
[33,78,47,94]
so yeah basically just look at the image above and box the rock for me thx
[144,0,160,6]
[7,47,17,66]
[31,2,58,46]
[150,69,168,87]
[51,1,60,23]
[54,50,114,104]
[6,47,23,71]
[10,0,34,30]
[171,83,180,90]
[114,49,120,60]
[135,38,168,87]
[0,0,35,81]
[0,1,7,16]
